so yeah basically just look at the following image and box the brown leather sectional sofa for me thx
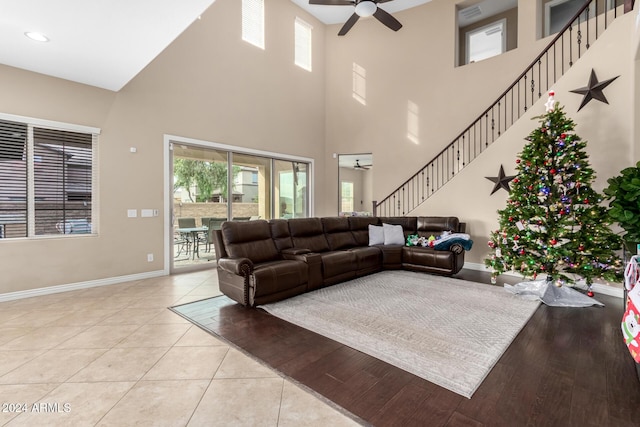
[212,216,467,307]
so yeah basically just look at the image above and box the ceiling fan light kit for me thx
[355,1,377,17]
[310,0,402,36]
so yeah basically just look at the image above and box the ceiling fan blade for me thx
[373,7,402,32]
[338,13,360,36]
[309,0,353,5]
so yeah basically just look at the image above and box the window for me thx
[242,0,264,49]
[466,19,506,64]
[544,0,595,37]
[0,117,98,238]
[295,17,312,71]
[341,181,354,212]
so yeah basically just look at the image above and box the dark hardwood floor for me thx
[171,270,640,427]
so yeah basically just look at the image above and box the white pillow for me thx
[383,223,405,245]
[368,224,385,246]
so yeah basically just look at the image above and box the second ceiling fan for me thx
[310,0,402,36]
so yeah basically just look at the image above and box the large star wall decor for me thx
[485,165,516,195]
[570,69,619,112]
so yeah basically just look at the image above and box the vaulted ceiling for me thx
[0,0,514,92]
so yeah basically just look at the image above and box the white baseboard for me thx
[463,262,624,299]
[0,270,168,303]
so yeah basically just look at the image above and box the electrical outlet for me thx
[147,253,154,262]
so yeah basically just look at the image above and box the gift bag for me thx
[622,256,640,362]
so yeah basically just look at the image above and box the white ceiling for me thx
[0,0,216,92]
[0,0,516,92]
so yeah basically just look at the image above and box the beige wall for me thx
[323,0,635,267]
[0,0,636,296]
[0,0,326,294]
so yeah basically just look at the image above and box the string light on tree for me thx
[484,91,623,292]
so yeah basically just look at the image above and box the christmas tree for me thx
[485,92,623,288]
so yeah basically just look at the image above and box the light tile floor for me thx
[0,270,360,426]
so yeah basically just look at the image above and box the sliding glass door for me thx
[274,160,308,219]
[170,140,311,272]
[230,153,271,221]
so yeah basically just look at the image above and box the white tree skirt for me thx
[505,280,604,307]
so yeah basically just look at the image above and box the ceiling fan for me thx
[310,0,403,36]
[354,159,372,170]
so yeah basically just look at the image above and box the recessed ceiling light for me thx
[24,32,49,42]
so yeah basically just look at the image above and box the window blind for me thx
[0,120,28,238]
[0,117,96,239]
[33,127,93,235]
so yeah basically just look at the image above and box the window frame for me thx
[544,0,596,37]
[0,112,100,240]
[465,18,506,64]
[341,181,354,213]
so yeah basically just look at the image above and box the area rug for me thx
[259,270,540,399]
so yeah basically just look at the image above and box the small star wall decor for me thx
[485,165,516,195]
[570,69,619,112]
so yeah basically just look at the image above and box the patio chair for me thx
[202,217,227,253]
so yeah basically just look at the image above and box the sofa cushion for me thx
[368,224,385,245]
[348,216,380,246]
[349,246,382,273]
[383,223,405,245]
[288,218,330,253]
[379,216,418,237]
[221,220,279,263]
[417,216,460,234]
[252,260,308,297]
[320,250,357,280]
[269,219,293,252]
[322,217,357,250]
[402,246,455,271]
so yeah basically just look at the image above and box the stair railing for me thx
[374,0,633,217]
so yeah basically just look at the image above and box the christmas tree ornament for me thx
[544,90,556,112]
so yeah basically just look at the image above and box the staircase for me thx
[373,0,635,217]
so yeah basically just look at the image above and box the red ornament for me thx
[550,169,556,175]
[516,159,521,164]
[584,199,589,204]
[514,235,520,241]
[578,244,585,251]
[509,216,514,222]
[528,185,533,190]
[519,249,525,255]
[587,291,594,297]
[550,239,558,245]
[561,133,566,139]
[513,178,519,183]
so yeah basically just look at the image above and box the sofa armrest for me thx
[218,257,254,276]
[458,222,466,233]
[282,248,311,256]
[449,243,464,254]
[282,251,323,290]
